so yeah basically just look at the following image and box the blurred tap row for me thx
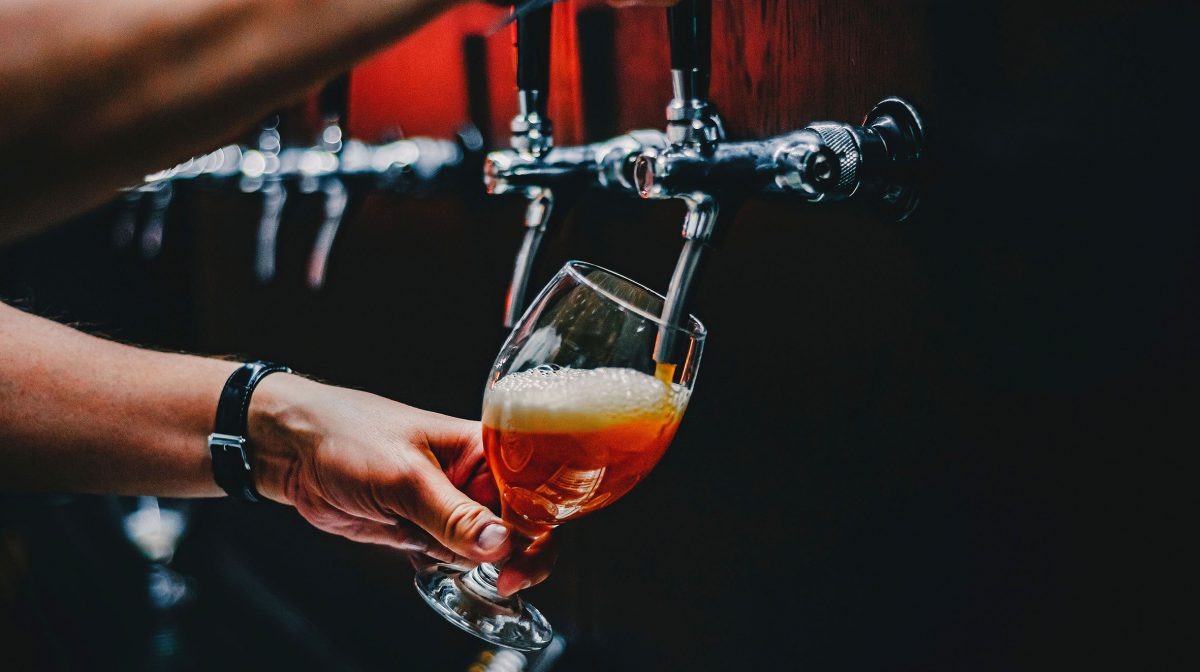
[113,71,471,290]
[115,0,926,335]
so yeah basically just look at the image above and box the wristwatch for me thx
[208,361,291,502]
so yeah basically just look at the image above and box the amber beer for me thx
[482,366,689,538]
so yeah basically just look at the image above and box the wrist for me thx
[246,372,323,505]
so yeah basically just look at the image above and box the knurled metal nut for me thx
[810,125,859,191]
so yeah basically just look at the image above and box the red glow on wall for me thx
[348,1,589,147]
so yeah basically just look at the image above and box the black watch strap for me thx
[208,361,291,502]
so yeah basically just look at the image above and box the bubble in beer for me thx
[483,366,688,433]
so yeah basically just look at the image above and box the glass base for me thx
[414,563,552,652]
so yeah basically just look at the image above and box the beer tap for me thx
[113,169,180,256]
[305,73,352,290]
[633,0,725,368]
[487,3,668,327]
[242,114,289,283]
[114,145,239,252]
[634,0,926,366]
[110,177,175,259]
[487,4,562,328]
[137,175,176,260]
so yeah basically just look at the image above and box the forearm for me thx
[0,0,460,242]
[0,301,238,496]
[0,302,553,581]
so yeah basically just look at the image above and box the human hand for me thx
[247,374,553,596]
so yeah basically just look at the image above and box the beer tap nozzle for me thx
[241,114,289,283]
[138,179,175,260]
[307,73,353,290]
[503,187,553,327]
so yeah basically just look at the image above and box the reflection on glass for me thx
[415,261,705,651]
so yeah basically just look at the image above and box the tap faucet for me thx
[636,97,926,217]
[487,4,670,328]
[306,72,353,290]
[241,114,289,283]
[636,100,927,365]
[488,3,560,328]
[635,0,927,367]
[137,179,175,260]
[631,0,724,368]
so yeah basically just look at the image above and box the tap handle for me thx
[511,3,554,156]
[317,73,350,154]
[318,73,351,128]
[515,4,552,102]
[666,0,712,102]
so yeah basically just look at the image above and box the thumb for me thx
[400,464,514,564]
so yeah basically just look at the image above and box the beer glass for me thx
[415,261,706,651]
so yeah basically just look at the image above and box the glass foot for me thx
[414,563,552,652]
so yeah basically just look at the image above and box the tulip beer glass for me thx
[415,261,706,650]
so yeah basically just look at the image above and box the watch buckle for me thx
[208,432,250,470]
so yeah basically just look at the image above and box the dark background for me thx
[2,0,1196,669]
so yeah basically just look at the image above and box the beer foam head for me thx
[483,366,688,433]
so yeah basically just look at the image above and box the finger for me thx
[295,487,458,559]
[416,415,488,486]
[395,463,514,564]
[461,457,501,512]
[309,514,438,554]
[333,519,432,553]
[384,519,458,562]
[407,412,501,511]
[497,534,559,597]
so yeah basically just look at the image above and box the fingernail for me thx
[477,523,509,551]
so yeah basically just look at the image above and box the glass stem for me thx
[461,562,506,602]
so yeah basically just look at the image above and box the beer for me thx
[482,366,689,538]
[654,361,677,384]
